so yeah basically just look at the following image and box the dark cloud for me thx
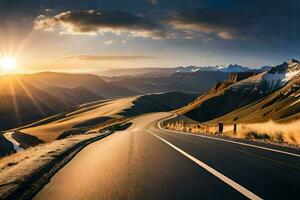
[34,10,166,39]
[147,0,159,5]
[166,8,255,40]
[5,0,300,43]
[68,54,157,60]
[165,1,300,42]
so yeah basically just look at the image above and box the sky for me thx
[1,0,300,73]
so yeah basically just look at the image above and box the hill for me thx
[0,72,143,131]
[106,71,231,94]
[209,73,300,123]
[22,72,138,98]
[101,64,271,94]
[0,75,71,130]
[98,67,178,77]
[20,92,198,143]
[98,64,269,77]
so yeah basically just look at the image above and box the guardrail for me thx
[162,116,237,135]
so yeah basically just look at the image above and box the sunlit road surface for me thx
[34,112,300,200]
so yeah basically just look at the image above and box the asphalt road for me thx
[34,112,300,200]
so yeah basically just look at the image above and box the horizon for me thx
[0,59,297,75]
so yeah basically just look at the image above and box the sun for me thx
[1,57,17,73]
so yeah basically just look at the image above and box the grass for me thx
[164,114,300,146]
[235,120,300,145]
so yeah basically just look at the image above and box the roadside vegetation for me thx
[164,115,300,147]
[236,120,300,145]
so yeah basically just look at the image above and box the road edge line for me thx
[146,128,263,200]
[157,115,300,158]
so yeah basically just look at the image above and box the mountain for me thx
[106,71,231,94]
[0,75,71,130]
[39,86,103,106]
[22,72,139,98]
[209,75,300,123]
[18,76,103,105]
[98,64,269,77]
[219,64,251,73]
[208,60,300,123]
[0,72,139,131]
[175,64,269,73]
[97,68,178,77]
[101,64,269,94]
[21,92,199,143]
[178,59,300,122]
[175,66,203,73]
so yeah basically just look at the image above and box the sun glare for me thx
[1,57,17,73]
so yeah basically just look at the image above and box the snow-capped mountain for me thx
[229,59,300,93]
[175,64,263,73]
[179,59,300,122]
[208,63,300,123]
[175,66,203,73]
[261,59,300,92]
[219,64,251,73]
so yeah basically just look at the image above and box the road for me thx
[34,112,300,200]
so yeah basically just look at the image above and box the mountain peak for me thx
[219,64,250,73]
[288,59,299,65]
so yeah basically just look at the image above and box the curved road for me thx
[34,112,300,200]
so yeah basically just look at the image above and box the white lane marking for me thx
[146,129,263,200]
[157,117,300,158]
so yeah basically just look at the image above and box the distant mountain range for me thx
[104,69,264,94]
[98,64,272,94]
[21,72,138,99]
[175,64,260,73]
[105,71,231,94]
[98,67,177,77]
[99,64,271,77]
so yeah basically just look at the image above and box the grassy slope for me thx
[108,71,230,94]
[209,77,300,123]
[22,97,137,142]
[21,92,199,143]
[23,72,139,98]
[0,76,71,131]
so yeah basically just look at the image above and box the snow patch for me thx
[263,69,300,92]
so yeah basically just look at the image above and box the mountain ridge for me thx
[98,64,270,77]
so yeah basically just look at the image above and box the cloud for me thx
[103,40,127,45]
[166,8,255,40]
[67,54,157,61]
[103,40,116,45]
[34,10,166,39]
[148,0,158,5]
